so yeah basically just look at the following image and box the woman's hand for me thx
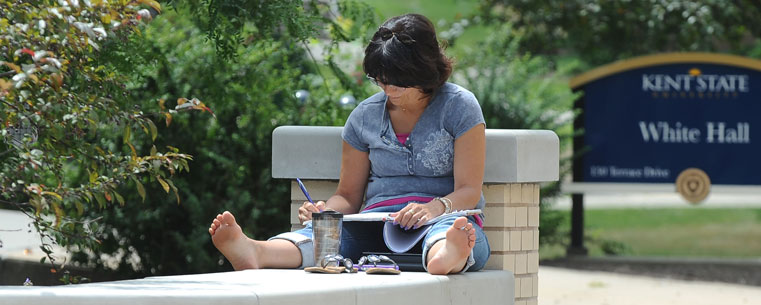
[391,200,445,230]
[297,201,325,225]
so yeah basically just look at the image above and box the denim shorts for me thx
[269,202,490,273]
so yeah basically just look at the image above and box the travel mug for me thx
[311,211,343,267]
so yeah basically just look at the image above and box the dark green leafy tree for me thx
[64,1,378,277]
[0,0,217,278]
[477,0,761,65]
[1,0,377,281]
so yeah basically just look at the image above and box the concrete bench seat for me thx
[0,126,558,305]
[0,269,514,305]
[272,126,558,305]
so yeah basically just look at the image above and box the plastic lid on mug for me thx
[312,210,343,219]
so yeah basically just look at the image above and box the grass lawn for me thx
[541,207,761,259]
[359,0,479,23]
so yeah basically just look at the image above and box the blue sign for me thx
[572,53,761,185]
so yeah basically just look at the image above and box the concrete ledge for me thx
[0,269,514,305]
[272,126,559,183]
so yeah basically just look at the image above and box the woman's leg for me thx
[425,217,477,274]
[421,216,490,275]
[209,211,302,270]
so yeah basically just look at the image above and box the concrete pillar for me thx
[483,183,541,305]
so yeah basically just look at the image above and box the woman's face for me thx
[367,75,410,99]
[379,83,408,99]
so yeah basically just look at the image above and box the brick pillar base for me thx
[483,183,540,305]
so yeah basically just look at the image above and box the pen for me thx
[296,178,318,208]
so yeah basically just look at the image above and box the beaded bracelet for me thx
[434,196,453,214]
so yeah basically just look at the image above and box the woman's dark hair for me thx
[363,14,453,94]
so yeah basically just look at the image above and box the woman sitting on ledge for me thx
[208,13,490,275]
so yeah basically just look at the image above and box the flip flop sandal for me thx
[305,254,357,274]
[304,266,346,274]
[358,254,401,275]
[304,266,345,273]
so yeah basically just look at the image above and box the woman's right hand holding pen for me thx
[298,200,326,224]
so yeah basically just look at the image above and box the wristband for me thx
[435,197,452,214]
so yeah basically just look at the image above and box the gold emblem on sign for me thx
[675,168,711,204]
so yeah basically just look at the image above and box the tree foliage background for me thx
[70,2,378,276]
[477,0,761,66]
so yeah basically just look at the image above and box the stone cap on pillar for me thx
[272,126,559,183]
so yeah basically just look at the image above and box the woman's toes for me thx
[222,211,235,222]
[220,211,238,226]
[452,216,468,229]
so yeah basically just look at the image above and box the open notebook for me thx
[348,209,482,253]
[343,209,481,225]
[304,209,482,253]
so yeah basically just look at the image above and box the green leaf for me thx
[42,191,62,201]
[150,145,157,156]
[94,193,106,209]
[123,126,131,144]
[138,0,162,13]
[89,170,98,183]
[127,142,137,159]
[132,177,146,202]
[165,178,180,204]
[113,191,125,206]
[75,201,84,216]
[146,119,158,141]
[52,201,63,228]
[156,176,170,193]
[140,122,149,138]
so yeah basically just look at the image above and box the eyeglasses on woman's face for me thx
[366,74,407,93]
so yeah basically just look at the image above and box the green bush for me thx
[69,7,375,277]
[453,23,580,247]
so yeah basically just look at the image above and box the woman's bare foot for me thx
[209,211,261,270]
[426,217,476,275]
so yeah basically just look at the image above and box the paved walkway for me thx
[539,266,761,305]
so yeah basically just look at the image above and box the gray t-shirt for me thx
[342,82,486,209]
